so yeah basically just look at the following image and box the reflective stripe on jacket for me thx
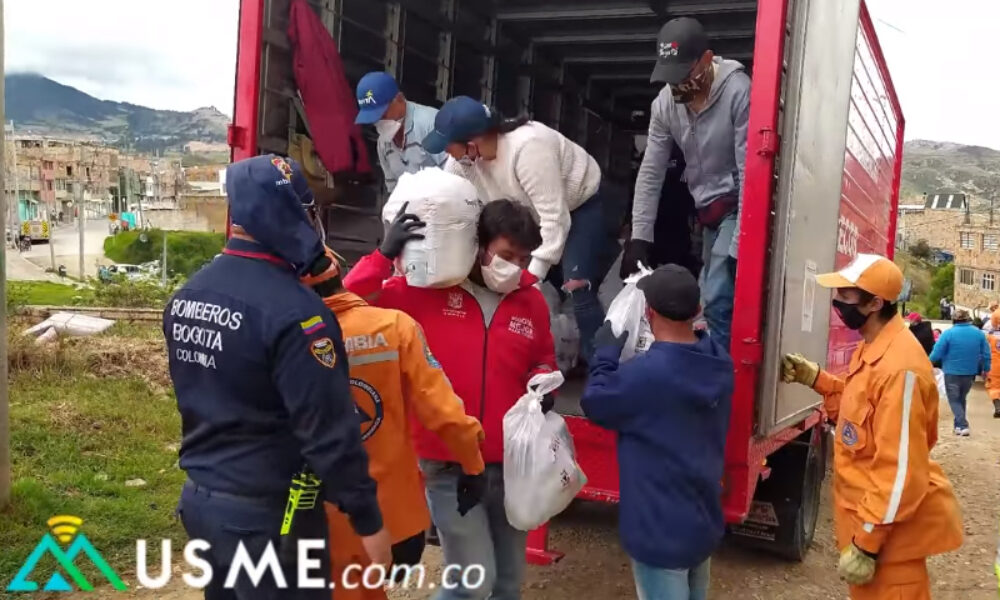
[813,315,963,562]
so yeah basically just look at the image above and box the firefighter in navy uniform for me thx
[165,155,391,599]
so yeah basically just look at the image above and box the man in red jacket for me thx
[344,199,556,599]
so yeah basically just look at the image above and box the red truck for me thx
[231,0,903,563]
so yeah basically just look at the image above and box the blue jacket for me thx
[929,322,990,376]
[581,333,733,569]
[164,155,382,536]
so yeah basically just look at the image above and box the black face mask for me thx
[832,299,872,331]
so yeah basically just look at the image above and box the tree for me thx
[909,239,932,260]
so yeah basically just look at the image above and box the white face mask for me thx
[374,118,402,141]
[481,253,522,294]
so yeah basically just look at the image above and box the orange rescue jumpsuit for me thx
[323,292,485,599]
[986,312,1000,402]
[812,316,963,599]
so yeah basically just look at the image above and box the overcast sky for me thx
[5,0,239,115]
[4,0,998,150]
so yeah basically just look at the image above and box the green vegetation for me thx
[6,281,85,309]
[0,323,182,584]
[6,279,176,311]
[104,229,223,278]
[897,253,953,318]
[181,151,230,167]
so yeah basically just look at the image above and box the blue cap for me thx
[355,72,399,125]
[226,155,324,275]
[421,96,495,155]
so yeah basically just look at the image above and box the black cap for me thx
[637,264,701,321]
[651,17,709,85]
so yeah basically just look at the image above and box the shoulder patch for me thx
[415,326,441,369]
[310,337,337,368]
[301,316,326,335]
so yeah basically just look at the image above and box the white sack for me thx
[23,312,115,338]
[934,368,947,403]
[503,371,587,531]
[383,170,483,288]
[604,263,656,361]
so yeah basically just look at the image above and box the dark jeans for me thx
[177,480,330,599]
[944,374,975,430]
[559,182,627,362]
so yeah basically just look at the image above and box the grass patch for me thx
[104,230,223,279]
[0,324,181,589]
[7,281,87,307]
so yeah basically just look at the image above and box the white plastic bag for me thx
[552,314,580,373]
[381,170,483,288]
[604,263,655,361]
[934,368,947,402]
[503,371,587,531]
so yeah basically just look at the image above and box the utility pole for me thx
[161,230,167,286]
[9,120,18,243]
[1,0,12,509]
[77,148,85,280]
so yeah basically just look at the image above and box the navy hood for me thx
[226,155,324,275]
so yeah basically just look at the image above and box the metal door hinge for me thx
[757,127,779,157]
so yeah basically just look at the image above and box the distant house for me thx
[924,193,967,211]
[897,192,973,254]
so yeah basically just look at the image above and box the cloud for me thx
[867,0,1000,150]
[5,0,239,114]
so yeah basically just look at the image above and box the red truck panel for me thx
[826,2,905,376]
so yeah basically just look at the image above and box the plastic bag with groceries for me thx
[502,371,587,531]
[604,263,656,361]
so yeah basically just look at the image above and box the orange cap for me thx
[815,253,903,301]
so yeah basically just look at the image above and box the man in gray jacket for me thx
[622,17,750,354]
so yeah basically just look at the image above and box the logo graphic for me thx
[310,338,337,368]
[271,156,294,182]
[300,315,327,335]
[359,89,377,106]
[416,327,441,369]
[842,422,858,447]
[658,41,679,58]
[447,293,463,310]
[7,516,127,592]
[350,378,384,440]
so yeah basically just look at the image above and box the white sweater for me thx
[446,122,602,279]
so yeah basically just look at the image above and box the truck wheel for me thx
[728,426,826,561]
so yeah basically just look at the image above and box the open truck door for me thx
[232,0,904,564]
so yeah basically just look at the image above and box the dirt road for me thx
[62,386,999,600]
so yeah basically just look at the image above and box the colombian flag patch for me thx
[300,316,326,335]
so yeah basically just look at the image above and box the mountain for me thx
[900,139,1000,204]
[4,73,229,153]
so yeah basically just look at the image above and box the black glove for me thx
[594,321,628,353]
[540,394,555,414]
[390,532,426,582]
[456,471,486,516]
[620,239,654,279]
[380,202,426,260]
[726,255,737,281]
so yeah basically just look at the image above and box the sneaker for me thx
[954,427,963,435]
[958,428,971,437]
[994,409,1000,419]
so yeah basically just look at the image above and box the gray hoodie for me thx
[632,58,750,257]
